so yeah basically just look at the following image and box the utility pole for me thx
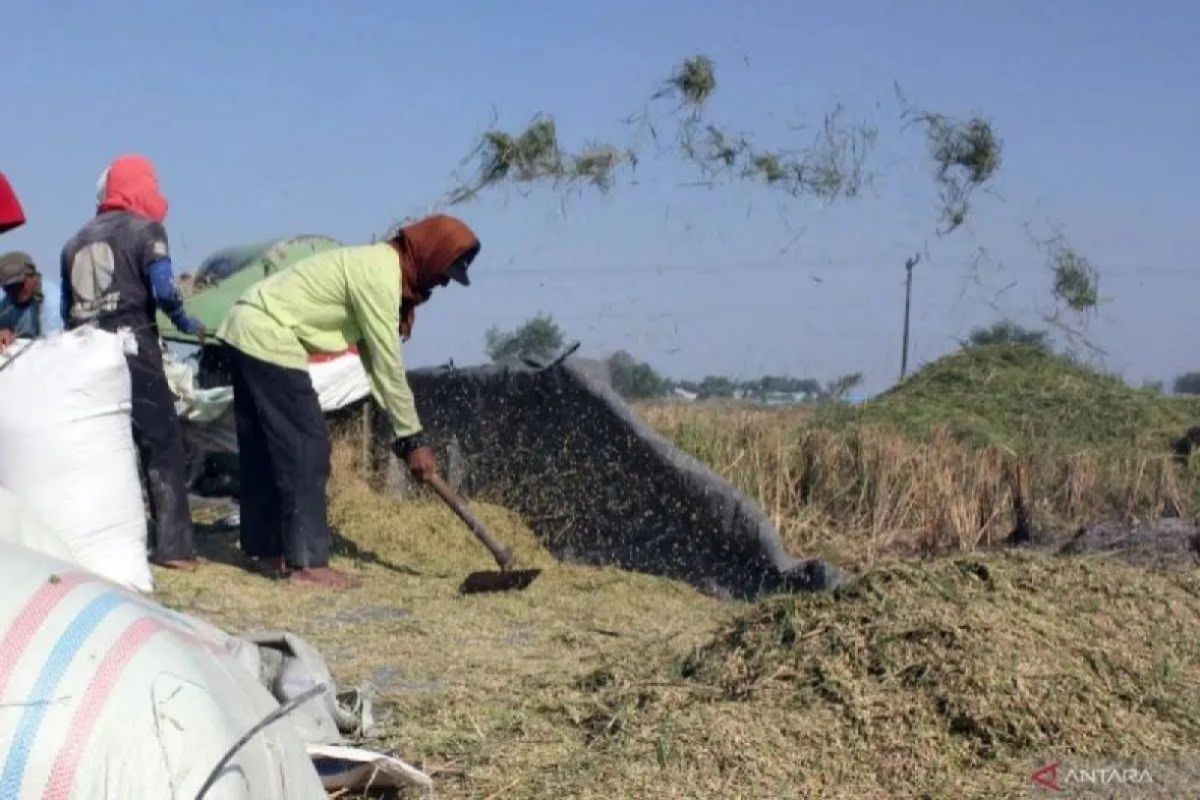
[900,253,921,380]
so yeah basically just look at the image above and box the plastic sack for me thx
[178,350,372,460]
[163,351,234,424]
[0,541,326,799]
[228,631,348,746]
[0,329,152,592]
[0,486,77,565]
[308,351,371,411]
[309,744,432,793]
[166,348,370,423]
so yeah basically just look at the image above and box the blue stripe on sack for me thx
[0,592,123,799]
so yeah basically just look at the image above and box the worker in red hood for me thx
[0,172,26,235]
[61,155,205,570]
[0,175,34,349]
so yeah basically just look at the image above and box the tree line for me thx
[485,314,1200,401]
[484,313,862,403]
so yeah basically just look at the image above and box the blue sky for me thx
[3,1,1198,392]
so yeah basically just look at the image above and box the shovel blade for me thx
[459,569,541,595]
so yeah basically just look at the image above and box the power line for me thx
[476,262,1200,278]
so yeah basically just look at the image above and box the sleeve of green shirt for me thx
[344,252,423,439]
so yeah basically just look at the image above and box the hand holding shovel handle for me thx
[424,472,515,571]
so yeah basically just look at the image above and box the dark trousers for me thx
[229,347,332,568]
[127,350,196,561]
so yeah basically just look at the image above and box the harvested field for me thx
[639,346,1200,569]
[157,497,1200,797]
[153,345,1200,798]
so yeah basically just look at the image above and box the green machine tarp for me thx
[158,234,344,343]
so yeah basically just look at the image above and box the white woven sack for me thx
[0,329,152,592]
[0,542,325,799]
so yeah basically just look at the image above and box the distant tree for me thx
[821,372,863,402]
[1141,379,1164,395]
[697,376,737,399]
[1174,372,1200,396]
[485,312,564,364]
[737,375,822,402]
[740,377,766,401]
[963,319,1051,351]
[608,351,669,399]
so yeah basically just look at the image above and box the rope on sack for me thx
[193,682,327,800]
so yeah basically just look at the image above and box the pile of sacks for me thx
[0,329,430,798]
[0,328,154,592]
[0,327,377,592]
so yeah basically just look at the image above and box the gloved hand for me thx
[392,434,440,483]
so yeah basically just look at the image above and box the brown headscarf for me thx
[394,214,480,339]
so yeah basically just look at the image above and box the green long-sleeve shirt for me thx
[217,242,421,438]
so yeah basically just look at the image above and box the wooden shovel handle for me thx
[424,473,514,571]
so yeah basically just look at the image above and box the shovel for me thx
[424,473,541,594]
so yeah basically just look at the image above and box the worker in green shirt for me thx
[217,214,481,588]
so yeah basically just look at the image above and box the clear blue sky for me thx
[4,1,1198,393]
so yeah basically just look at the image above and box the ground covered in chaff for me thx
[155,463,1200,798]
[155,465,735,799]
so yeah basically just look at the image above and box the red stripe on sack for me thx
[42,617,166,800]
[308,346,359,364]
[42,613,231,799]
[0,573,93,699]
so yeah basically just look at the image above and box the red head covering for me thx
[97,155,169,223]
[395,214,480,339]
[0,173,25,235]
